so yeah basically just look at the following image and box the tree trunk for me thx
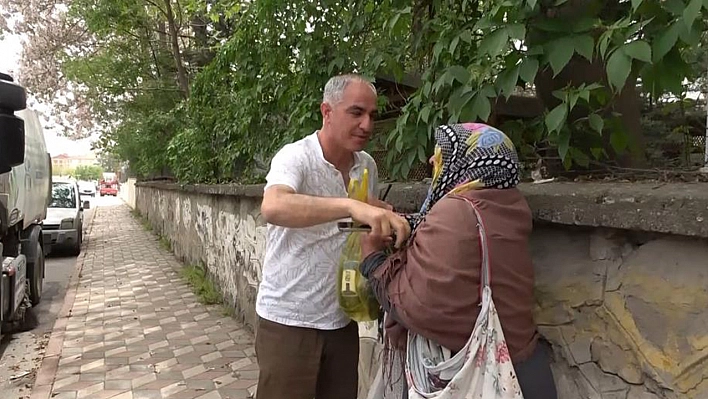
[411,0,434,71]
[162,0,190,98]
[703,80,708,168]
[534,57,647,168]
[703,52,708,168]
[157,21,168,50]
[188,14,215,67]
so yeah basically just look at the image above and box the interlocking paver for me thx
[39,205,259,399]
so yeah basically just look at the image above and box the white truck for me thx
[0,72,51,334]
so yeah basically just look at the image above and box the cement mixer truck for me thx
[0,73,51,334]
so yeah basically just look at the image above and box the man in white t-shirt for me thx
[255,74,410,399]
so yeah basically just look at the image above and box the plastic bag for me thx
[337,168,380,322]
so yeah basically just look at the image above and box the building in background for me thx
[51,154,71,171]
[51,153,99,176]
[51,153,98,169]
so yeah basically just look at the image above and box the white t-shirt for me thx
[256,132,379,330]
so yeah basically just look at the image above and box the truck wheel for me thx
[0,76,27,111]
[1,283,38,333]
[71,227,82,256]
[28,242,44,306]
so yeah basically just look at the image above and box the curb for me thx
[29,206,99,399]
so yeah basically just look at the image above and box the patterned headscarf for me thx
[405,123,520,232]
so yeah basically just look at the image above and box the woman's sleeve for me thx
[367,196,482,344]
[360,251,398,317]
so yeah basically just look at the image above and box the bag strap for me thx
[451,195,491,291]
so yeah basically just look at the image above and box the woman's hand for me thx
[360,232,394,259]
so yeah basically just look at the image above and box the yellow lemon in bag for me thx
[336,168,380,322]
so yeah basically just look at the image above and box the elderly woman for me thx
[360,123,557,399]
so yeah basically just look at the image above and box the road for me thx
[0,194,122,399]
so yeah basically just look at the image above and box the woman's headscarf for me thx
[405,123,520,232]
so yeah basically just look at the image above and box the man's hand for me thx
[367,197,393,211]
[348,201,410,248]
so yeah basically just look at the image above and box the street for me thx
[0,194,121,399]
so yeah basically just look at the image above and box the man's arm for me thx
[261,185,353,228]
[261,185,410,248]
[261,145,352,228]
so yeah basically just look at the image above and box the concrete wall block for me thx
[550,360,603,399]
[627,386,663,399]
[567,338,593,365]
[590,337,644,385]
[589,229,630,262]
[532,227,607,313]
[578,362,628,394]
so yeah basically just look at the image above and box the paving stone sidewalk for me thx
[33,205,259,399]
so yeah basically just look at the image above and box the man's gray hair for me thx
[323,74,377,105]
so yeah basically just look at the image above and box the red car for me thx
[99,179,119,196]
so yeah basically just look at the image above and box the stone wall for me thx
[133,181,708,399]
[119,178,137,209]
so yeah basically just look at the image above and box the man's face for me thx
[322,81,378,152]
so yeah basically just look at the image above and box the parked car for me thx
[43,179,84,255]
[78,180,96,197]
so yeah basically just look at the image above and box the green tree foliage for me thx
[96,152,124,174]
[73,165,104,181]
[172,1,398,182]
[32,0,708,182]
[58,0,200,178]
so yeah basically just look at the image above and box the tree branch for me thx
[143,0,169,20]
[161,0,190,98]
[175,0,184,31]
[102,85,183,92]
